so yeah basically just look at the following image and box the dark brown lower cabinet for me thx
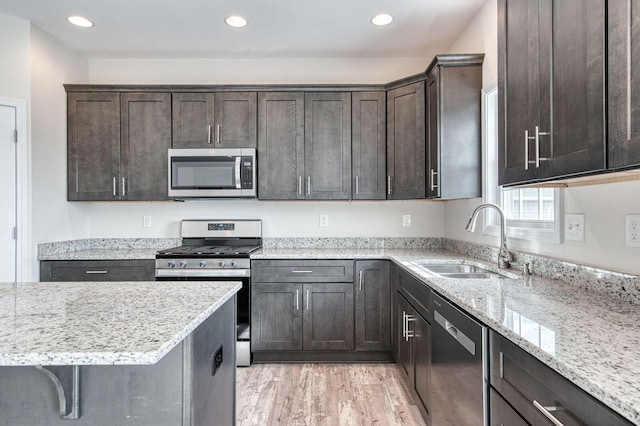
[251,282,353,352]
[489,388,528,426]
[397,293,431,423]
[355,260,390,351]
[40,260,155,282]
[489,330,632,425]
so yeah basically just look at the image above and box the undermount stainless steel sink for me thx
[414,262,507,280]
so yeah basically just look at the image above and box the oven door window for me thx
[171,157,238,189]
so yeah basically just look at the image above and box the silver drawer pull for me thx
[216,124,221,143]
[292,270,313,273]
[207,125,212,144]
[306,290,310,310]
[85,270,108,274]
[405,314,416,339]
[112,177,117,196]
[359,270,364,291]
[295,289,299,310]
[533,400,565,426]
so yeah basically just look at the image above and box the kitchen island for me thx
[0,280,241,426]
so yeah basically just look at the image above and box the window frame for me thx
[482,84,564,244]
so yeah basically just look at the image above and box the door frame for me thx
[1,97,29,282]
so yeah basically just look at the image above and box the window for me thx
[483,84,563,243]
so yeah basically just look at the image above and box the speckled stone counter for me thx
[37,238,181,260]
[255,247,640,424]
[0,281,241,366]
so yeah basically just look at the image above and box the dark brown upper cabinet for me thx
[498,0,606,186]
[386,81,426,199]
[426,54,483,199]
[352,92,387,200]
[67,91,171,201]
[172,91,257,148]
[304,92,352,200]
[608,2,640,170]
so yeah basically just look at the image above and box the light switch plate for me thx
[143,216,152,227]
[402,214,412,227]
[565,213,584,241]
[626,215,640,247]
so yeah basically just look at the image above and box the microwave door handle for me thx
[235,157,242,189]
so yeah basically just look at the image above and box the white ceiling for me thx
[0,0,486,58]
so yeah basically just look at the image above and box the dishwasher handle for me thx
[434,309,476,356]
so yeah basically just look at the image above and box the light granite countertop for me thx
[0,281,241,366]
[38,248,159,260]
[256,247,640,424]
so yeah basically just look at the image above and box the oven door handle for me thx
[155,269,251,278]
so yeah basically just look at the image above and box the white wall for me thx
[29,25,91,277]
[89,57,429,85]
[443,0,640,275]
[0,13,30,101]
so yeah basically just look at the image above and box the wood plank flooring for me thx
[236,363,426,426]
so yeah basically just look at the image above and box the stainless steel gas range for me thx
[155,219,262,366]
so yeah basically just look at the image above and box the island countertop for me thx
[0,281,241,366]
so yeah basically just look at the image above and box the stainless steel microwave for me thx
[168,148,256,198]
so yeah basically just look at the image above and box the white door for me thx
[0,103,17,282]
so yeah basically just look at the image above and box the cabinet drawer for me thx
[40,260,155,282]
[489,387,527,426]
[251,260,354,282]
[397,269,430,319]
[489,330,632,426]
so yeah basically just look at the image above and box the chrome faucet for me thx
[465,203,512,269]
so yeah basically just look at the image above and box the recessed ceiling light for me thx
[67,16,94,28]
[371,13,394,26]
[225,15,248,28]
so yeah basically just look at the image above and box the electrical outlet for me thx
[212,345,223,376]
[319,214,329,227]
[565,213,584,241]
[626,215,640,247]
[403,214,412,227]
[143,216,152,227]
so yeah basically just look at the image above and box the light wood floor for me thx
[236,363,426,426]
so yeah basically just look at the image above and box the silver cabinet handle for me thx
[121,177,126,197]
[298,176,302,195]
[306,290,310,310]
[358,270,363,291]
[85,270,108,274]
[112,177,117,196]
[430,169,438,190]
[533,400,565,426]
[207,125,212,144]
[216,124,221,143]
[295,289,299,310]
[292,270,313,273]
[402,311,407,339]
[405,314,416,339]
[387,176,392,195]
[307,177,311,195]
[355,176,360,195]
[525,129,535,170]
[535,125,551,167]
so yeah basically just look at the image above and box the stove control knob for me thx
[179,261,188,268]
[167,260,175,268]
[199,261,207,268]
[218,261,226,268]
[230,260,238,268]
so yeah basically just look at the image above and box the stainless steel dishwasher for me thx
[431,292,487,425]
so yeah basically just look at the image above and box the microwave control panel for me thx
[241,156,253,189]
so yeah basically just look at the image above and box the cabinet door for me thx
[304,92,352,200]
[120,93,171,200]
[67,92,120,201]
[608,1,640,169]
[498,0,542,185]
[352,92,386,200]
[397,295,413,382]
[413,312,432,423]
[257,92,305,200]
[540,0,605,179]
[355,260,390,351]
[251,283,303,351]
[214,92,257,148]
[302,283,354,351]
[387,82,426,199]
[172,93,215,148]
